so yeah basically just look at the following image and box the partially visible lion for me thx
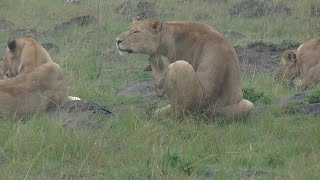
[116,18,253,119]
[275,37,320,89]
[274,50,298,82]
[0,36,79,116]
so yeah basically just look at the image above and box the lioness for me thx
[275,37,320,89]
[274,50,298,81]
[116,18,253,119]
[0,36,78,116]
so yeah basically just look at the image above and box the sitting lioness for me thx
[0,36,79,116]
[116,18,253,119]
[275,37,320,89]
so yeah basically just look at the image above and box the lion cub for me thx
[0,36,78,116]
[116,18,253,119]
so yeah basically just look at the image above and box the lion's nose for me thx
[116,38,123,46]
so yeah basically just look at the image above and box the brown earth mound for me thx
[53,15,97,32]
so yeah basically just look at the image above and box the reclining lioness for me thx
[0,36,78,116]
[275,37,320,89]
[116,18,253,119]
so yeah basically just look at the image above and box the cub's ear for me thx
[7,38,16,52]
[133,16,142,23]
[151,18,162,32]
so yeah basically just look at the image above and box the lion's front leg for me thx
[148,54,166,97]
[298,63,320,90]
[164,60,203,117]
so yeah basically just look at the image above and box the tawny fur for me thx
[274,50,298,81]
[0,37,69,116]
[275,37,320,89]
[116,18,253,119]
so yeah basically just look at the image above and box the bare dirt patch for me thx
[49,100,115,129]
[115,78,156,100]
[53,15,97,32]
[236,41,300,76]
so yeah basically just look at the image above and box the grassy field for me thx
[0,0,320,179]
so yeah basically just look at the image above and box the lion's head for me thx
[4,36,51,78]
[116,17,162,56]
[274,50,298,81]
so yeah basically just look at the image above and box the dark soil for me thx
[53,15,97,32]
[236,41,300,75]
[115,78,156,100]
[41,43,61,54]
[62,100,114,117]
[49,100,115,129]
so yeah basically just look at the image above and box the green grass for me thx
[0,0,320,179]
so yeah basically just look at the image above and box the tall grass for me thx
[0,0,320,178]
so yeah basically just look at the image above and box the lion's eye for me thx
[132,31,140,34]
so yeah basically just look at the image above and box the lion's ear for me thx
[288,51,297,62]
[151,18,162,32]
[133,16,142,23]
[293,53,297,60]
[7,37,16,52]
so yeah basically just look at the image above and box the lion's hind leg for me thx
[160,60,203,117]
[216,99,254,120]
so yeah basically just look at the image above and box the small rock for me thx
[310,4,320,17]
[300,103,320,116]
[0,19,14,30]
[41,43,60,54]
[115,78,156,101]
[63,100,114,117]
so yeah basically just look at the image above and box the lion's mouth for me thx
[119,48,133,54]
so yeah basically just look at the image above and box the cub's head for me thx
[4,36,50,77]
[274,50,298,80]
[116,17,162,56]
